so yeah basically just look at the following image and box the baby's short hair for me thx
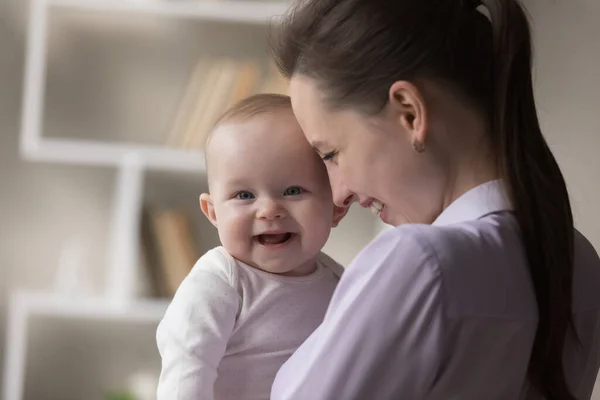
[205,93,292,152]
[215,93,292,127]
[205,93,293,182]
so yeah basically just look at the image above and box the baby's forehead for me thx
[206,112,327,185]
[207,112,306,160]
[215,131,321,171]
[212,152,327,192]
[209,109,292,142]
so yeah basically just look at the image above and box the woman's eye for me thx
[284,186,304,196]
[321,150,338,161]
[235,191,255,200]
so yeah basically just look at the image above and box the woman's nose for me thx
[331,180,356,208]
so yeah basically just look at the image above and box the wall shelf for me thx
[23,138,206,172]
[47,0,289,24]
[3,291,170,400]
[9,291,170,323]
[5,1,291,399]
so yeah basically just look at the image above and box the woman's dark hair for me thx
[271,0,576,398]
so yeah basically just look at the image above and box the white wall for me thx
[525,0,600,250]
[523,0,600,395]
[324,206,379,267]
[0,3,114,289]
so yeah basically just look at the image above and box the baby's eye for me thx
[284,187,304,196]
[235,191,255,200]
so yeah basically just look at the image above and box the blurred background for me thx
[0,0,598,399]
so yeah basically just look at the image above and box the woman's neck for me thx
[430,87,499,210]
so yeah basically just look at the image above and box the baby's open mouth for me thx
[256,232,294,245]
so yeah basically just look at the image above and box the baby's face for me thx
[202,110,334,276]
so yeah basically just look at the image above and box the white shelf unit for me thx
[20,0,287,171]
[23,138,206,171]
[4,1,289,399]
[46,0,289,23]
[4,291,169,400]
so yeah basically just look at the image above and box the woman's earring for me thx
[412,140,425,153]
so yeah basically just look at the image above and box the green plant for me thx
[106,391,136,400]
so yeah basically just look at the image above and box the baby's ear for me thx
[332,204,350,227]
[200,193,218,228]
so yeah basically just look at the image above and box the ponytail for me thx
[482,1,576,398]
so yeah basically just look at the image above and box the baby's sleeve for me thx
[156,250,240,400]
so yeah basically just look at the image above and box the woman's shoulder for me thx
[346,224,446,284]
[355,223,454,264]
[572,229,600,311]
[348,217,536,321]
[329,225,447,324]
[348,219,512,283]
[370,213,520,260]
[574,229,600,266]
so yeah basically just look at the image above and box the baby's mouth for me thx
[256,232,294,245]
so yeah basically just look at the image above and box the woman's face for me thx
[289,74,447,226]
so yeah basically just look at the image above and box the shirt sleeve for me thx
[156,252,240,400]
[271,226,447,400]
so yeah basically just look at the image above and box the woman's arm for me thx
[156,254,239,400]
[272,226,446,400]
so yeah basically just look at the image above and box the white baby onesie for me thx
[156,246,343,400]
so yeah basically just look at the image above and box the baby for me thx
[156,93,346,400]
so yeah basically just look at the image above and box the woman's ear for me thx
[200,193,218,228]
[388,80,428,148]
[332,204,350,227]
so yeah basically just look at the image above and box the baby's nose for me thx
[257,199,286,220]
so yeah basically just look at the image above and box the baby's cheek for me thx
[309,206,335,246]
[316,199,334,222]
[217,212,249,247]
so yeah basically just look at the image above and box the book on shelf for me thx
[165,57,289,151]
[140,206,201,298]
[184,58,240,149]
[165,59,211,149]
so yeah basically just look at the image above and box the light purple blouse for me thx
[271,180,600,400]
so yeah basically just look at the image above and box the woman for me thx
[269,0,600,399]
